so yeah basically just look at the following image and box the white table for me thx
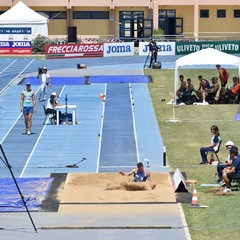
[55,105,77,125]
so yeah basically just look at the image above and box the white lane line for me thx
[96,84,107,173]
[0,59,17,75]
[177,203,192,240]
[20,86,66,177]
[20,124,47,177]
[98,165,136,168]
[0,114,23,145]
[129,83,140,162]
[0,58,36,95]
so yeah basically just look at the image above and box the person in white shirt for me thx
[46,92,60,124]
[38,67,51,101]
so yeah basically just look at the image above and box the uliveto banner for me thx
[45,43,104,59]
[176,41,240,55]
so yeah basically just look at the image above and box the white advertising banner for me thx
[139,41,176,56]
[104,42,134,57]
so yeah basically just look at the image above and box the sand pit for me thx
[58,172,176,204]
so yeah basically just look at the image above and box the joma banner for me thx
[45,43,104,59]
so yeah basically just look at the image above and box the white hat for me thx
[51,92,57,96]
[42,67,47,70]
[225,141,234,146]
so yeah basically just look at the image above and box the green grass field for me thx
[146,68,240,240]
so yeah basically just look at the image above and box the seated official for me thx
[216,141,238,183]
[199,125,220,165]
[46,92,61,123]
[222,148,240,193]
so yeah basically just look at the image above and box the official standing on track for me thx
[148,40,160,68]
[20,82,37,135]
[38,67,51,101]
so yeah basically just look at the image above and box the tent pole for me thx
[166,67,182,123]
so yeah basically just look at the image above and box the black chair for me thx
[209,140,222,163]
[42,105,55,125]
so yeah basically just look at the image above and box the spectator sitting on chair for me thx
[178,78,195,104]
[119,162,156,189]
[216,141,238,183]
[225,76,240,103]
[46,92,61,124]
[230,76,239,90]
[222,148,240,193]
[201,77,220,105]
[176,75,187,101]
[199,125,221,165]
[195,75,211,102]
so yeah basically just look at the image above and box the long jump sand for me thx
[58,172,176,214]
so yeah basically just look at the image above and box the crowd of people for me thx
[199,125,240,193]
[176,64,240,105]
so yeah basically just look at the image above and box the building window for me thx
[200,10,209,18]
[73,11,109,19]
[234,10,240,18]
[37,11,67,19]
[217,9,226,18]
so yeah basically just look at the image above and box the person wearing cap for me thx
[20,82,37,135]
[216,141,238,183]
[38,67,51,101]
[46,92,60,124]
[222,148,240,193]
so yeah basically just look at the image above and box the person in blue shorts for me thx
[20,82,37,135]
[119,162,156,189]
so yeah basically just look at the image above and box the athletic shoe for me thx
[178,102,185,106]
[202,101,209,105]
[223,188,231,193]
[216,179,222,183]
[166,99,173,105]
[199,162,209,165]
[27,130,31,135]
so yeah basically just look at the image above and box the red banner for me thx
[45,43,104,59]
[0,48,32,54]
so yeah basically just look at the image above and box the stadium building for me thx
[0,0,240,41]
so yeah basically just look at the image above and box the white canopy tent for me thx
[168,48,240,122]
[174,48,240,95]
[0,1,48,39]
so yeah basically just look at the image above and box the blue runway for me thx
[0,56,168,177]
[0,56,189,240]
